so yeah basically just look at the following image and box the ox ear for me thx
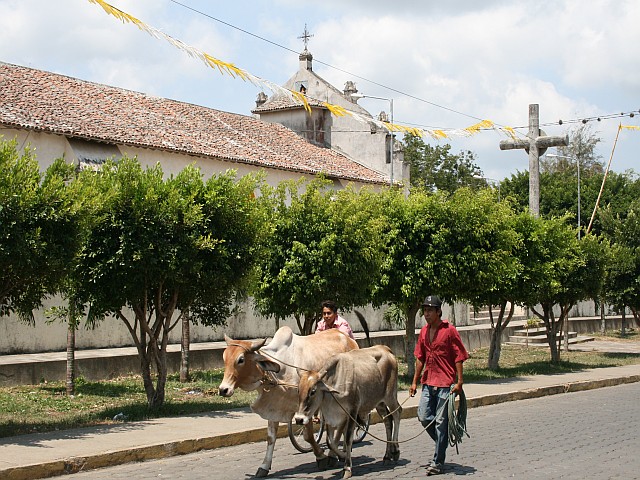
[254,354,281,373]
[317,380,341,396]
[224,334,234,346]
[319,356,340,379]
[316,358,342,395]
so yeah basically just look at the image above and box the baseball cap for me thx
[422,295,442,308]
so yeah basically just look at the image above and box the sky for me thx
[1,0,639,181]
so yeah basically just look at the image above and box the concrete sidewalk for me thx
[1,362,639,480]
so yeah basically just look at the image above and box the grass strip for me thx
[1,333,637,438]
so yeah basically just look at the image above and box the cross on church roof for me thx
[298,24,313,51]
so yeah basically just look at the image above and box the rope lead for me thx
[447,385,470,453]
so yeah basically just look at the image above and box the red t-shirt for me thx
[414,320,469,388]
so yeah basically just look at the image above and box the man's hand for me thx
[409,382,418,397]
[451,382,463,394]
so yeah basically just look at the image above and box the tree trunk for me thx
[180,311,190,382]
[534,304,560,363]
[557,304,572,356]
[294,314,303,335]
[600,300,606,334]
[120,304,173,410]
[487,301,512,370]
[545,310,560,363]
[302,314,316,336]
[487,325,503,370]
[621,309,626,337]
[139,352,157,407]
[548,327,560,363]
[140,342,169,409]
[153,348,168,409]
[404,300,421,381]
[66,311,76,397]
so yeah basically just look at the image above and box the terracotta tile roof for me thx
[0,62,387,185]
[252,94,326,113]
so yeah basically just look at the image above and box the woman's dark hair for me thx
[321,300,338,313]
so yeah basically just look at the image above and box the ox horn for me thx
[223,335,266,352]
[249,338,267,352]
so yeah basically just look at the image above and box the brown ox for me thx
[218,326,358,477]
[293,345,401,479]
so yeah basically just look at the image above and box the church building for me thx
[252,28,407,187]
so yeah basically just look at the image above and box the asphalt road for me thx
[73,382,640,479]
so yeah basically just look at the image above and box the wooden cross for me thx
[500,104,568,217]
[298,24,313,51]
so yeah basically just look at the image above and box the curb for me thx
[3,375,639,480]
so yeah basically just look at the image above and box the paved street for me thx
[74,382,640,480]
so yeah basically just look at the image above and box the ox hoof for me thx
[383,451,400,464]
[317,457,330,471]
[342,469,352,479]
[255,467,269,478]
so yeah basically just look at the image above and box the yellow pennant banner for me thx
[621,124,640,131]
[87,0,312,112]
[87,0,509,140]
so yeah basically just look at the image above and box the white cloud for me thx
[1,0,637,179]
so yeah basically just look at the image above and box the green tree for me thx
[540,123,604,175]
[75,157,265,408]
[45,160,106,396]
[601,200,640,326]
[402,135,484,191]
[0,139,81,321]
[253,178,385,335]
[519,216,606,362]
[501,169,640,237]
[463,211,535,370]
[375,187,517,377]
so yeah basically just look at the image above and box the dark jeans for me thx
[417,384,450,465]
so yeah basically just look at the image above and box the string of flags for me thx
[87,0,512,141]
[88,0,636,144]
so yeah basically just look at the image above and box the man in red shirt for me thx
[409,295,469,476]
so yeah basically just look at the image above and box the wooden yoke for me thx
[500,104,568,217]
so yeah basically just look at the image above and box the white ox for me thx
[293,345,401,479]
[218,326,358,477]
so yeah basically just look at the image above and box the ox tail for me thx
[354,310,371,347]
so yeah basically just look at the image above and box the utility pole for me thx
[499,104,568,217]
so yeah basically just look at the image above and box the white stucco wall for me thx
[0,126,387,353]
[1,127,374,189]
[0,294,391,354]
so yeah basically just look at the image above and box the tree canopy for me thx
[601,199,640,320]
[253,178,385,334]
[0,139,82,321]
[374,187,518,375]
[402,135,485,191]
[517,216,606,361]
[74,157,266,407]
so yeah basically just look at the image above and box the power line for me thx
[168,1,639,135]
[167,0,484,122]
